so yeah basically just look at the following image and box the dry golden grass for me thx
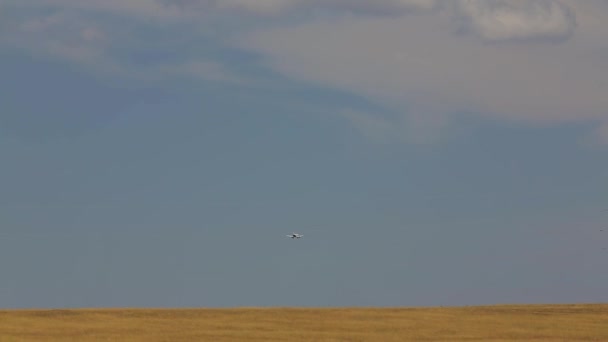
[1,304,607,341]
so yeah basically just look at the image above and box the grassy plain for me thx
[1,304,607,341]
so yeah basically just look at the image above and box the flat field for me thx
[1,304,607,341]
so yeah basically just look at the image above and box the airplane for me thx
[286,233,304,239]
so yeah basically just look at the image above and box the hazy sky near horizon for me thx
[1,0,607,309]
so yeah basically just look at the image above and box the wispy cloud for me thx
[6,0,438,19]
[238,0,608,143]
[6,0,185,20]
[2,0,607,144]
[454,0,576,43]
[0,3,245,84]
[2,10,112,70]
[340,109,450,144]
[161,0,439,16]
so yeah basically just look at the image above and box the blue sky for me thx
[0,0,607,309]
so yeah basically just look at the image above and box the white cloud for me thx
[455,0,576,42]
[5,0,185,20]
[1,0,437,87]
[2,0,608,144]
[4,11,110,67]
[0,3,247,85]
[6,0,437,17]
[237,1,608,142]
[294,0,439,15]
[162,0,438,16]
[215,0,296,15]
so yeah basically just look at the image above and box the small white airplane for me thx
[286,232,304,239]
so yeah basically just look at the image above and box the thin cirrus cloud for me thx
[2,0,607,144]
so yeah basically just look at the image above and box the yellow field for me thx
[1,304,607,341]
